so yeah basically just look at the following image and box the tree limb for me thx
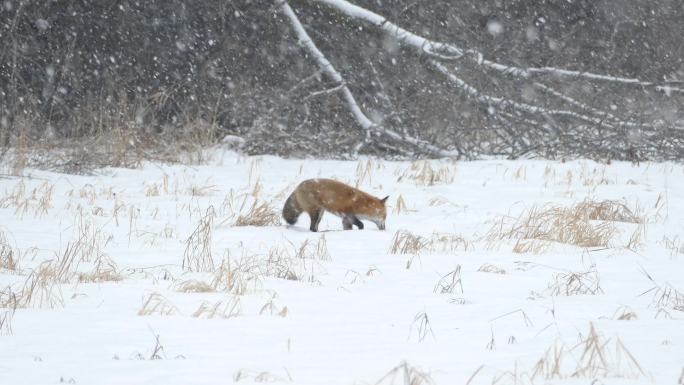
[311,0,684,94]
[277,1,458,158]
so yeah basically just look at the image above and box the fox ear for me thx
[381,195,389,204]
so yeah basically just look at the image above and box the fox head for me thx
[370,195,389,230]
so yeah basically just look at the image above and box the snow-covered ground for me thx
[1,151,683,385]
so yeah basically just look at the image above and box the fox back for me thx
[283,178,388,231]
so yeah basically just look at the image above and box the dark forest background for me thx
[1,0,683,170]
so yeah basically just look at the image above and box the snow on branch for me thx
[277,1,458,158]
[312,0,684,94]
[429,61,613,128]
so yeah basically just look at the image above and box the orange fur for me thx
[282,179,388,232]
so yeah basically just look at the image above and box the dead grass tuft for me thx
[0,180,55,218]
[531,323,645,380]
[1,269,64,309]
[434,265,464,294]
[0,310,12,336]
[487,201,630,249]
[233,200,280,227]
[259,293,288,317]
[396,160,456,186]
[661,235,684,257]
[640,268,684,314]
[477,263,506,274]
[611,306,638,321]
[393,194,409,215]
[193,296,241,319]
[233,368,291,383]
[389,230,470,254]
[512,239,552,254]
[174,279,215,293]
[429,233,470,252]
[175,255,263,295]
[389,230,428,254]
[409,312,436,342]
[575,200,642,223]
[291,235,331,261]
[78,256,124,283]
[0,230,18,271]
[545,267,603,296]
[182,206,215,272]
[355,159,375,187]
[72,211,112,262]
[210,257,262,295]
[374,361,434,385]
[138,293,180,316]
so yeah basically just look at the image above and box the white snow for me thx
[1,151,683,384]
[486,21,504,37]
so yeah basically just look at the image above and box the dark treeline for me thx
[1,0,682,162]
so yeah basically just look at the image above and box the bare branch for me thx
[277,1,458,158]
[311,0,684,93]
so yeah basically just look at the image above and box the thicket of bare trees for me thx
[1,0,683,165]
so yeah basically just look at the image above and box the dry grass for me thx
[263,246,315,283]
[409,312,435,342]
[661,235,684,257]
[575,199,642,223]
[389,230,428,254]
[434,265,463,294]
[138,293,180,316]
[395,160,456,186]
[177,240,323,294]
[0,180,55,218]
[175,255,262,295]
[649,283,684,313]
[487,200,636,249]
[72,211,112,262]
[0,230,18,271]
[192,296,241,319]
[0,269,64,309]
[210,257,262,295]
[182,206,215,272]
[389,230,470,254]
[174,279,215,293]
[259,294,288,317]
[611,306,638,321]
[188,183,218,197]
[0,310,12,336]
[477,263,506,274]
[640,268,684,314]
[291,235,331,261]
[78,256,124,283]
[393,194,410,214]
[233,200,280,227]
[233,369,291,383]
[512,239,552,254]
[531,323,645,380]
[428,233,470,252]
[545,267,603,296]
[374,362,434,385]
[355,158,376,187]
[626,223,646,251]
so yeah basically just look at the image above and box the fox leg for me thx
[342,216,353,230]
[352,216,364,230]
[309,209,323,232]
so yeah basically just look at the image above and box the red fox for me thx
[282,179,388,232]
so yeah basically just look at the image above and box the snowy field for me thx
[1,151,683,385]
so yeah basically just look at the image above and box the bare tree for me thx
[275,0,684,160]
